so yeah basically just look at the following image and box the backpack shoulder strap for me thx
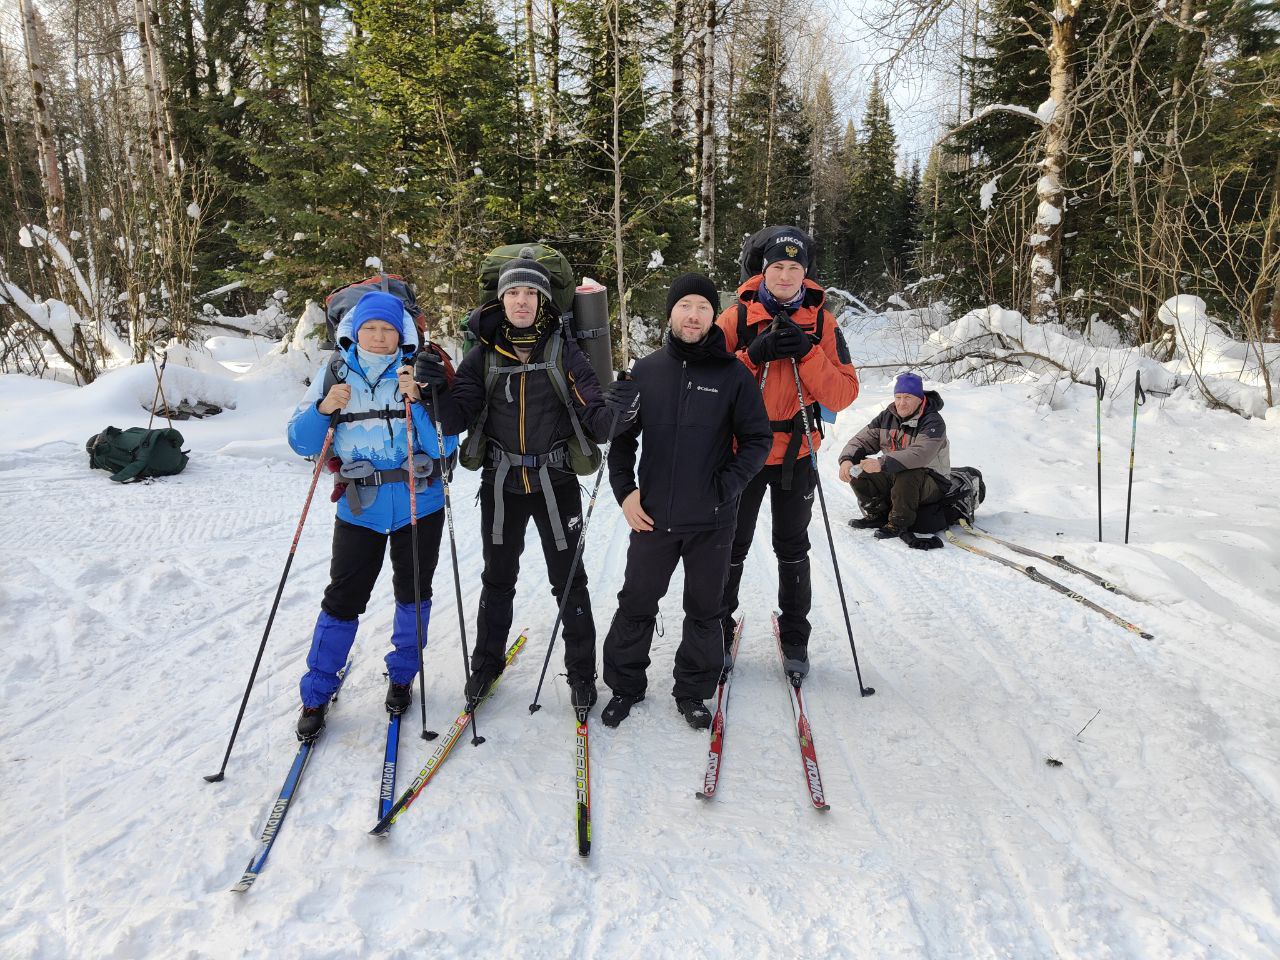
[544,331,593,456]
[736,301,752,350]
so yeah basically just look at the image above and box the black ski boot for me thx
[296,703,328,741]
[780,643,810,679]
[848,514,888,529]
[385,680,412,715]
[873,523,902,540]
[677,698,712,730]
[464,665,501,707]
[570,676,597,714]
[601,694,643,728]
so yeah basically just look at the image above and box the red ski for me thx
[696,615,745,800]
[773,612,830,811]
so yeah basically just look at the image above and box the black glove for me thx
[604,378,640,423]
[413,350,449,394]
[904,531,944,551]
[746,330,781,366]
[771,317,812,360]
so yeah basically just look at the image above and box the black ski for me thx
[960,520,1145,602]
[575,707,591,856]
[945,528,1153,639]
[231,658,353,893]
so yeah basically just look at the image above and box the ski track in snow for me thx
[2,376,1279,958]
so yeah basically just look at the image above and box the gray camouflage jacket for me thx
[838,390,950,485]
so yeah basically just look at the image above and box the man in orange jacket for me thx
[715,230,859,676]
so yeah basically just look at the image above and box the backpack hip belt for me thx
[487,443,571,551]
[338,459,433,516]
[769,404,823,489]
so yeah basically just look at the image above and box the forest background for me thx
[1,0,1277,402]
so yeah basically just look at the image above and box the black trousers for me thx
[719,461,816,649]
[851,468,944,531]
[474,479,595,682]
[603,527,734,702]
[322,513,444,619]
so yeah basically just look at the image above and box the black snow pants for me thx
[473,478,596,683]
[718,460,816,650]
[603,527,734,702]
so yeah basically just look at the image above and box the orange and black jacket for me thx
[434,300,612,493]
[716,276,859,470]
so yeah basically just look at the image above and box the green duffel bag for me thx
[86,426,189,482]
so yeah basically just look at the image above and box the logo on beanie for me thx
[785,244,799,258]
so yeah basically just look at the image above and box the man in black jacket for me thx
[601,273,771,729]
[416,249,626,712]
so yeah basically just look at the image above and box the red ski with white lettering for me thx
[773,612,830,812]
[696,615,744,801]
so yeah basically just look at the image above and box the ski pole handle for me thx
[1095,367,1106,401]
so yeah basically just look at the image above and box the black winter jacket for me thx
[610,327,771,533]
[433,300,614,493]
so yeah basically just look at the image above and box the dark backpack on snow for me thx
[911,466,987,534]
[87,426,189,482]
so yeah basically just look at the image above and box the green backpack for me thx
[86,426,189,482]
[478,243,577,314]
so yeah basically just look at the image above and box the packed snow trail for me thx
[1,366,1279,958]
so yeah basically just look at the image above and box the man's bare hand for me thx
[622,490,654,532]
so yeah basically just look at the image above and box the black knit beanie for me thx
[666,272,720,318]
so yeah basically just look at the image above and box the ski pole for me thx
[402,395,436,742]
[529,397,626,714]
[428,380,485,746]
[1123,371,1146,544]
[205,414,337,783]
[790,360,874,697]
[1095,367,1106,543]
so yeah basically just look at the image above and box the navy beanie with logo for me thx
[762,232,809,271]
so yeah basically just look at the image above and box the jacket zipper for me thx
[665,361,688,531]
[520,371,531,493]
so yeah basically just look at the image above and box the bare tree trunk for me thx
[693,0,706,227]
[525,0,541,167]
[547,0,561,142]
[609,0,630,367]
[144,0,179,169]
[697,0,717,270]
[672,0,686,137]
[19,0,65,237]
[761,20,780,226]
[0,43,42,291]
[1028,0,1075,323]
[133,0,168,178]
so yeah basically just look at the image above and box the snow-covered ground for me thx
[2,315,1278,959]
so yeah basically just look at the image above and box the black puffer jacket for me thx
[610,327,771,533]
[436,300,614,493]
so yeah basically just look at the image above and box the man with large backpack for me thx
[715,228,860,677]
[416,247,624,713]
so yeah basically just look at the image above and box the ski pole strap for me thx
[488,446,571,550]
[1095,368,1106,401]
[1135,371,1146,405]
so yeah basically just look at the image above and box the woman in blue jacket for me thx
[287,290,458,740]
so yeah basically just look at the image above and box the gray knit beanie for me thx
[497,247,555,302]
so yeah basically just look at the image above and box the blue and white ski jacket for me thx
[288,341,458,533]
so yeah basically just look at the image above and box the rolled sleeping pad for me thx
[571,282,614,387]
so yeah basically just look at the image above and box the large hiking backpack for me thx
[324,273,426,348]
[477,244,577,315]
[458,326,601,476]
[912,466,987,534]
[86,426,189,482]
[739,225,818,284]
[318,274,455,399]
